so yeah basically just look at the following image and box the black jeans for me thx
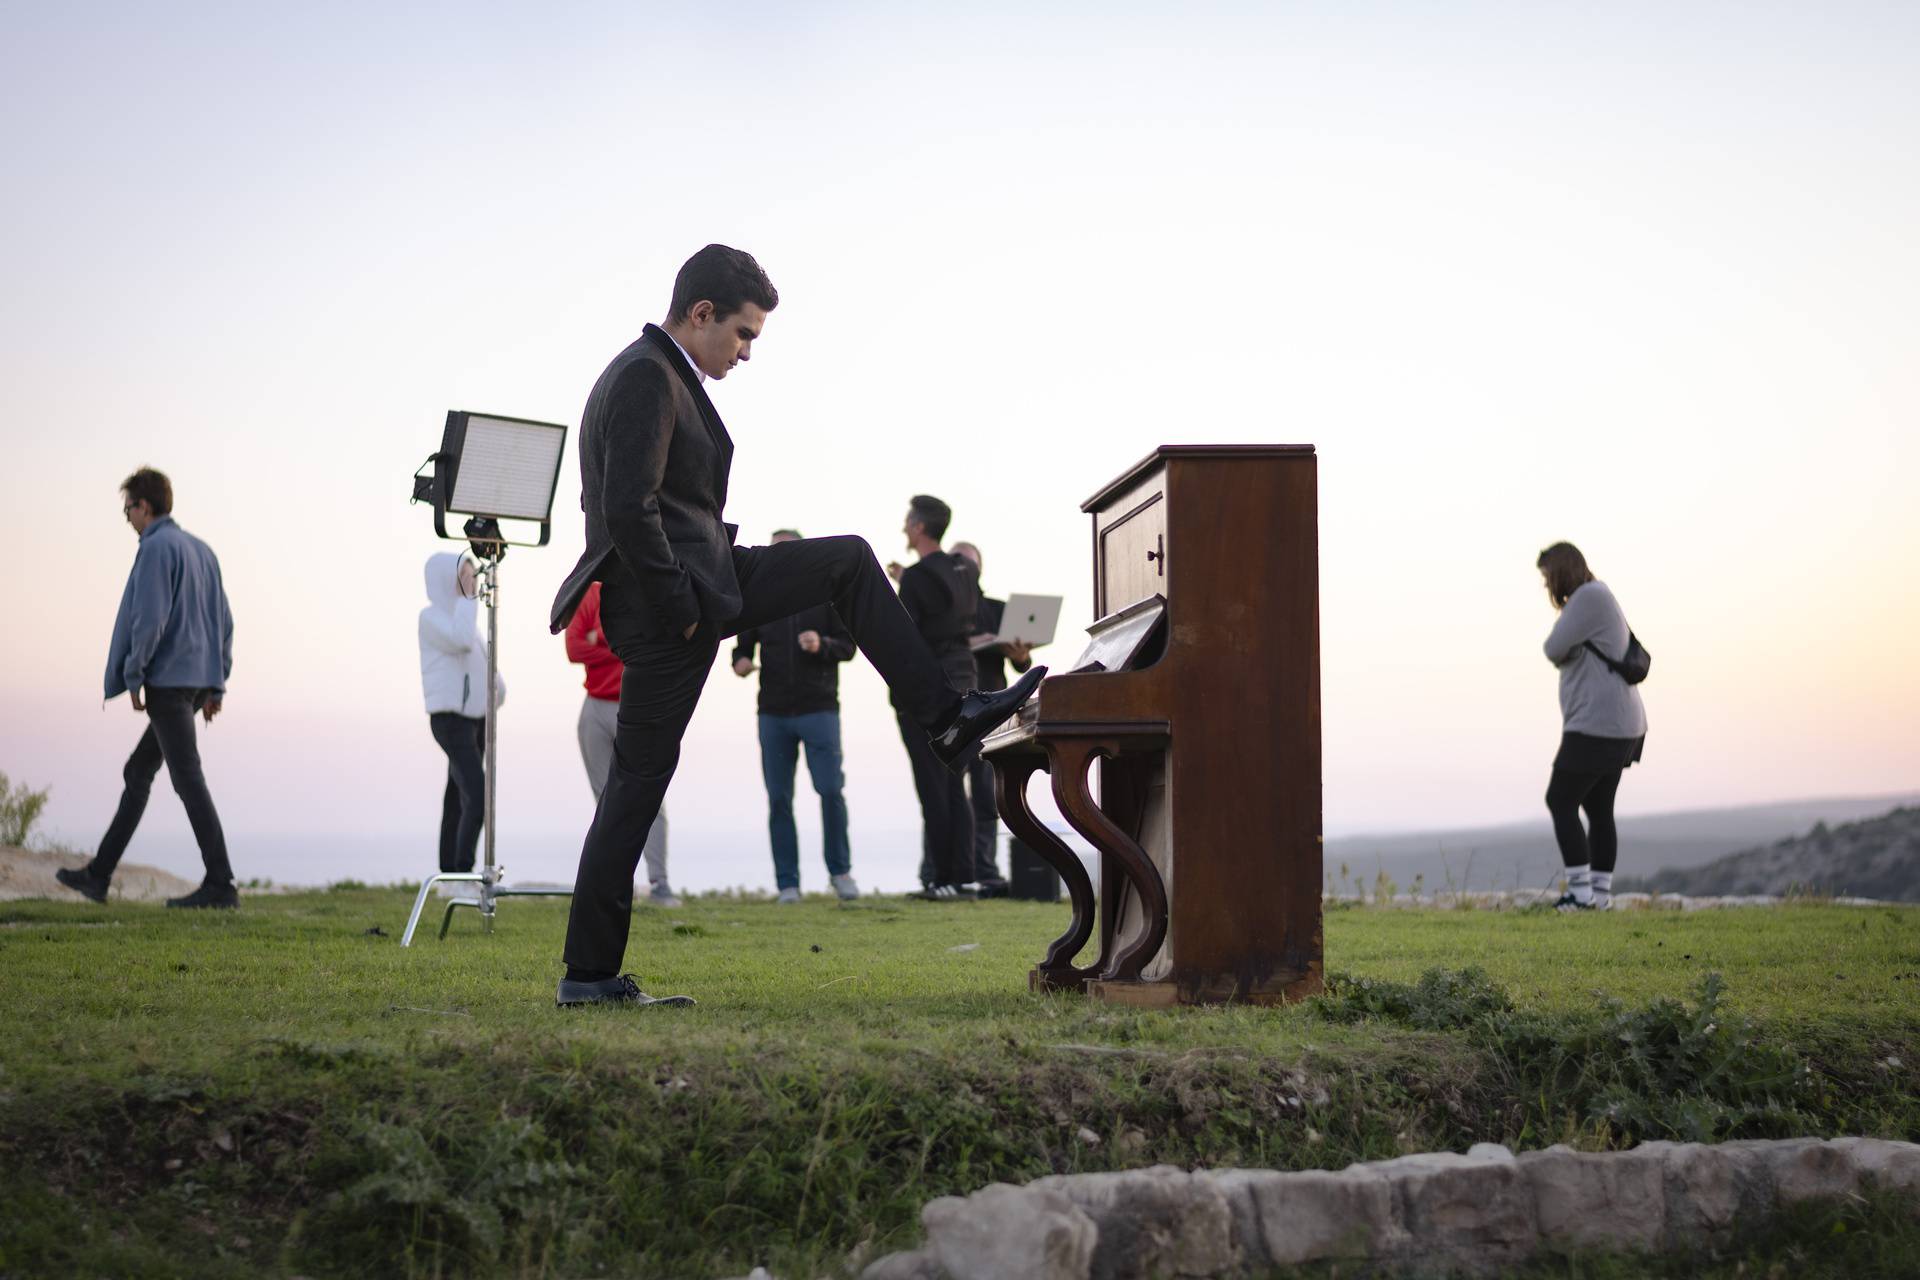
[898,711,975,889]
[967,754,1003,883]
[1545,768,1624,873]
[91,686,233,887]
[430,713,487,873]
[563,535,960,977]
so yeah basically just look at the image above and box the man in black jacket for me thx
[548,245,1043,1007]
[886,495,981,898]
[732,530,860,904]
[952,541,1033,891]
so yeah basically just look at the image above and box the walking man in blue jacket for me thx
[56,468,239,908]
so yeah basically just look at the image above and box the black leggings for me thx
[1545,767,1622,872]
[430,713,486,873]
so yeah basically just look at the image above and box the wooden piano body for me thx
[982,445,1322,1006]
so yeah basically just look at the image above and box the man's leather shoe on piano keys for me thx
[928,666,1047,772]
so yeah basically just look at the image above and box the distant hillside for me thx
[1325,792,1920,896]
[1618,807,1920,902]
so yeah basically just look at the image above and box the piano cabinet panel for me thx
[1094,479,1167,617]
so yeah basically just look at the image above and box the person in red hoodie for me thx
[566,581,681,908]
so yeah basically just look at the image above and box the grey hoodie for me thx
[418,553,504,717]
[1543,580,1646,739]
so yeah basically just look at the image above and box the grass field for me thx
[2,890,1916,1278]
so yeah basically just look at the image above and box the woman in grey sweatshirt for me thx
[1538,542,1647,911]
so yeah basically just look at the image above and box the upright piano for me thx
[981,445,1323,1006]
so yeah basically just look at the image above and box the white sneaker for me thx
[648,881,684,909]
[830,874,861,901]
[776,887,802,905]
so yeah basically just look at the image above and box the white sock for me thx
[1566,866,1593,904]
[1592,871,1613,903]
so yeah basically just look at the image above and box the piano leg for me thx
[1047,740,1169,984]
[993,757,1101,992]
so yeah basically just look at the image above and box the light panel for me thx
[447,414,566,521]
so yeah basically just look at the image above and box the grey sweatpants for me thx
[578,694,669,886]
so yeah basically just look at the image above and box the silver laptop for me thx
[970,593,1063,651]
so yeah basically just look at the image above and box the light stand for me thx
[401,410,571,947]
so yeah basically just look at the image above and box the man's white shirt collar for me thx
[665,330,706,384]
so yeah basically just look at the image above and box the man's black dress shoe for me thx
[928,665,1047,772]
[556,974,697,1008]
[55,865,109,904]
[166,882,239,910]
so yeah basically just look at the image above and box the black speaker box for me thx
[1007,835,1061,902]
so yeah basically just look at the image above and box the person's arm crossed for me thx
[421,561,480,655]
[1543,585,1600,666]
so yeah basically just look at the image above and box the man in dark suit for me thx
[885,496,981,898]
[548,245,1043,1007]
[952,540,1033,892]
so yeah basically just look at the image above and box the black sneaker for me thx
[1552,892,1596,913]
[55,865,110,904]
[914,884,977,901]
[556,974,697,1008]
[166,882,239,910]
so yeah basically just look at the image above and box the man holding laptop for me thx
[951,541,1059,890]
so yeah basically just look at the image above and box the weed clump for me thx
[306,1113,587,1272]
[1316,967,1818,1142]
[0,771,50,846]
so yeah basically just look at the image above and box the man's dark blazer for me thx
[550,324,741,638]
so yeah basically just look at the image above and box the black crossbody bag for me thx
[1584,632,1651,685]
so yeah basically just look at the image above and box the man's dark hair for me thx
[121,466,173,516]
[770,528,803,541]
[668,245,778,323]
[908,495,952,543]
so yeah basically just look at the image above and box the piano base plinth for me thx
[1029,967,1090,995]
[1084,969,1324,1008]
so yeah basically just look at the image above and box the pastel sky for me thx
[2,3,1916,894]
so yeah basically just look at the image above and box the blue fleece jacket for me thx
[104,515,234,699]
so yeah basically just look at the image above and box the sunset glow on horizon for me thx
[2,3,1915,892]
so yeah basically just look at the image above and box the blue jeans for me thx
[758,711,851,889]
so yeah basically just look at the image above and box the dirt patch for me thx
[0,844,196,902]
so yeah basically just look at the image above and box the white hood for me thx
[418,552,504,716]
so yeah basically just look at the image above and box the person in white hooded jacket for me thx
[420,552,505,873]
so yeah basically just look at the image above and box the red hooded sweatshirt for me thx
[564,581,623,701]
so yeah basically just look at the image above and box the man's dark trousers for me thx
[966,754,1003,883]
[429,713,486,873]
[564,535,955,977]
[90,686,233,886]
[897,710,973,888]
[899,650,977,890]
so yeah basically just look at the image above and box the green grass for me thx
[1,891,1916,1279]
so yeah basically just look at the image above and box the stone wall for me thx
[812,1137,1920,1279]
